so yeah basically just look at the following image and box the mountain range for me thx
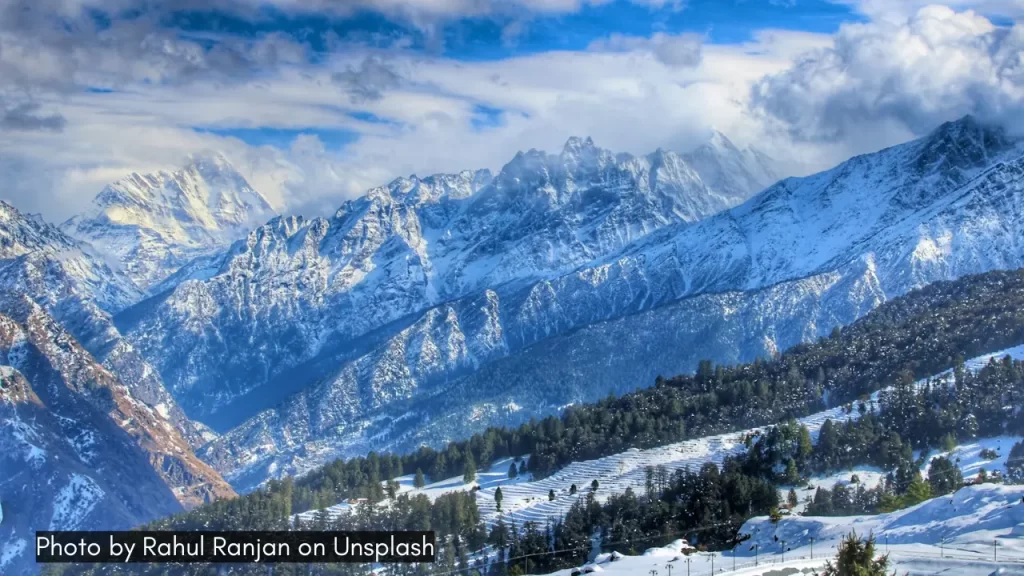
[4,116,1024,573]
[114,133,777,429]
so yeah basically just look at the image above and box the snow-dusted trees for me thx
[819,531,893,576]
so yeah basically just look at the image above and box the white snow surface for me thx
[474,344,1024,530]
[539,483,1024,575]
[296,343,1024,538]
[127,133,777,429]
[48,473,105,531]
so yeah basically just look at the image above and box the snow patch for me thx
[49,474,104,530]
[0,538,27,569]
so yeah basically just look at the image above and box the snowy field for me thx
[779,434,1021,515]
[538,483,1024,576]
[294,456,536,524]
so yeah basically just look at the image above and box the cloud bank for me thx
[752,5,1024,147]
[0,1,1020,222]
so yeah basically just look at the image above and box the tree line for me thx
[44,268,1024,576]
[151,268,1024,531]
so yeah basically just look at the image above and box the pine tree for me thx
[570,484,577,496]
[414,468,426,489]
[518,461,528,477]
[495,486,504,511]
[927,456,963,495]
[941,433,957,453]
[798,425,813,461]
[903,475,932,506]
[591,479,599,492]
[787,488,799,508]
[1007,441,1024,482]
[785,459,800,484]
[489,517,509,550]
[548,489,556,502]
[464,453,477,484]
[817,531,893,576]
[508,462,518,479]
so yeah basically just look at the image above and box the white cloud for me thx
[5,2,1020,226]
[751,4,1024,155]
[588,32,704,68]
[0,26,827,220]
[840,0,1024,22]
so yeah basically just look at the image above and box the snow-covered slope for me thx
[63,153,276,290]
[1,366,170,576]
[189,116,1024,490]
[0,200,142,316]
[0,200,235,574]
[0,297,236,576]
[118,134,777,427]
[732,483,1024,575]
[288,345,1024,576]
[533,483,1024,576]
[1,199,212,448]
[292,344,1024,532]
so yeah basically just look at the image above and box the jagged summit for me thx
[561,135,598,156]
[0,199,77,257]
[705,129,740,151]
[168,118,1024,486]
[0,199,141,317]
[116,130,780,427]
[914,114,1014,169]
[63,154,277,290]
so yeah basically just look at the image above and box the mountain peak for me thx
[927,114,1008,144]
[0,199,18,223]
[186,150,231,166]
[63,154,278,290]
[561,136,597,157]
[901,114,1019,199]
[678,130,779,203]
[0,198,78,258]
[709,129,736,148]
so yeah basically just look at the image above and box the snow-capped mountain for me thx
[0,200,235,536]
[0,294,236,575]
[1,200,213,447]
[119,133,777,427]
[187,115,1024,490]
[1,200,142,318]
[63,153,277,290]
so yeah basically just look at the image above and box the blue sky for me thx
[1,0,1023,219]
[170,0,861,60]
[165,0,863,152]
